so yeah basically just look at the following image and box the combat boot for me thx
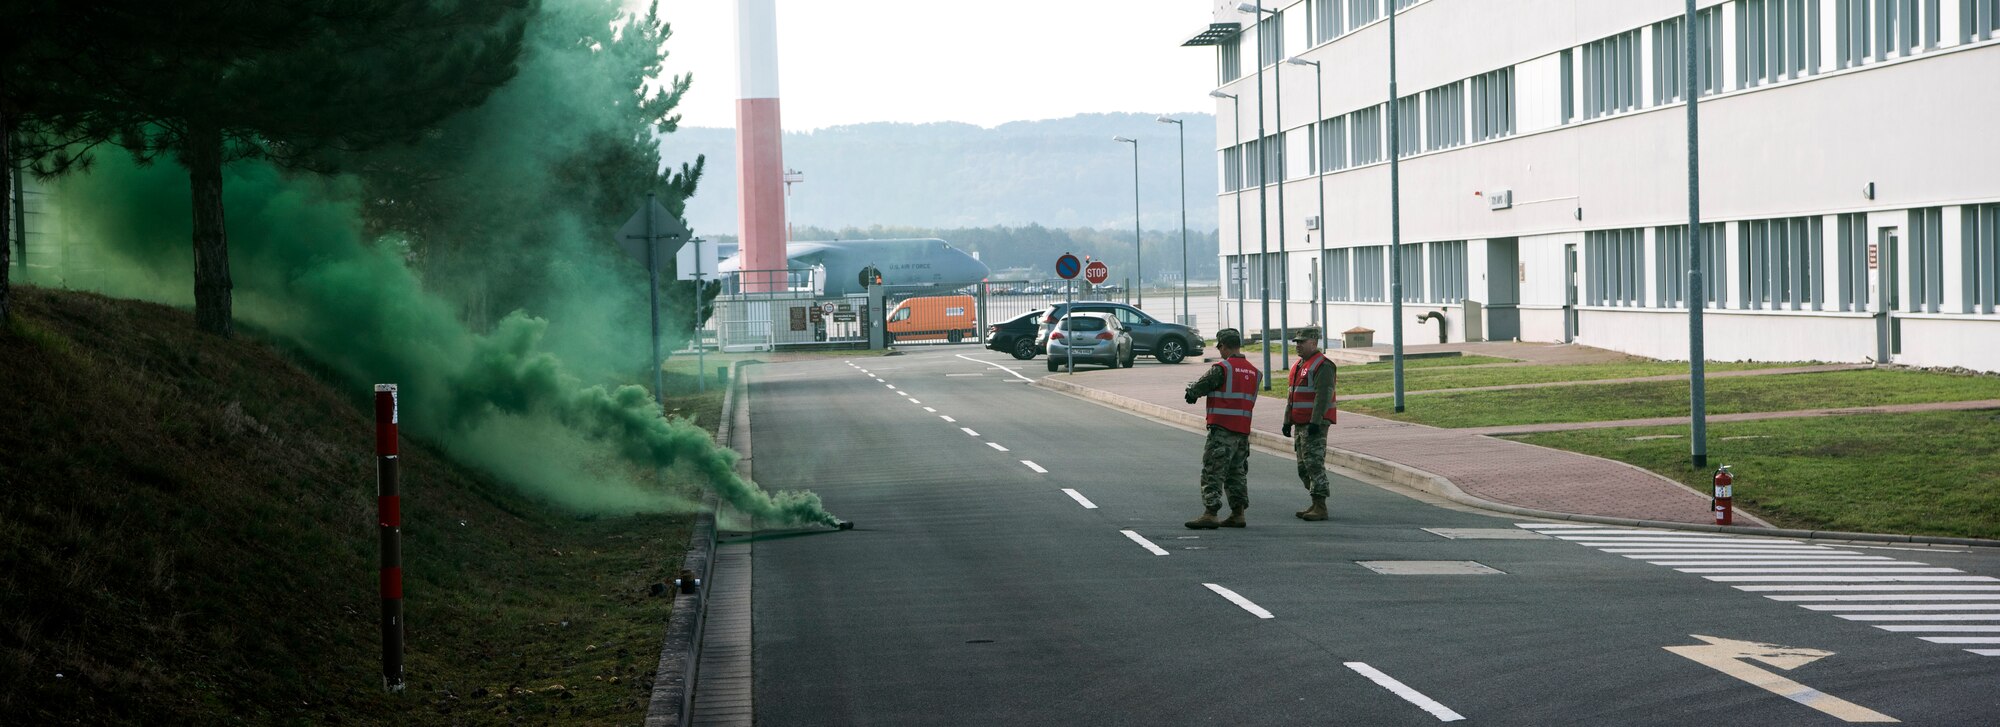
[1185,509,1221,529]
[1220,510,1247,528]
[1297,496,1328,521]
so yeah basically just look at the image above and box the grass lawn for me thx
[1505,411,2000,540]
[1341,368,2000,428]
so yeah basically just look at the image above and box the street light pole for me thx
[1685,0,1709,469]
[1240,2,1275,388]
[1159,116,1190,324]
[1389,1,1407,413]
[1288,56,1325,337]
[1113,135,1143,309]
[1211,91,1246,340]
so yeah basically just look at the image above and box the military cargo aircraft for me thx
[717,238,992,297]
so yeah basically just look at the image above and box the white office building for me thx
[1191,0,2000,371]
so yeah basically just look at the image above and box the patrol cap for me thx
[1215,328,1243,346]
[1291,327,1321,342]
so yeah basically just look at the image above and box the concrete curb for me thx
[644,360,752,727]
[1033,375,2000,550]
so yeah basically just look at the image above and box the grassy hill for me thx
[0,287,695,725]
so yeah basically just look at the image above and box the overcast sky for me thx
[656,1,1217,130]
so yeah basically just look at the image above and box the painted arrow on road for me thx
[1664,634,1897,723]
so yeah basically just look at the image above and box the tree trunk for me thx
[187,123,233,336]
[2,116,14,328]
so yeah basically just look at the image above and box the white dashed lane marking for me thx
[1021,461,1047,474]
[1519,523,2000,657]
[1062,489,1098,509]
[1120,530,1168,555]
[1344,662,1467,722]
[960,428,979,437]
[987,442,1010,452]
[1203,583,1274,619]
[940,416,956,423]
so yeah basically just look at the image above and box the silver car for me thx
[1045,312,1135,371]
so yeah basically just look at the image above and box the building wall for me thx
[1206,0,2000,371]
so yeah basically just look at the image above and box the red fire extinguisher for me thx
[1712,465,1734,526]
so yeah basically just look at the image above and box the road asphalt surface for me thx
[739,345,2000,726]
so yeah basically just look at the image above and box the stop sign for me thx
[1083,261,1109,285]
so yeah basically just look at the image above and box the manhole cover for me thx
[1358,560,1507,575]
[1422,528,1551,540]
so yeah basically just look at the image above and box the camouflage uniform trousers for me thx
[1293,426,1330,499]
[1199,426,1251,512]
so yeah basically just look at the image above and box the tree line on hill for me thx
[713,224,1222,283]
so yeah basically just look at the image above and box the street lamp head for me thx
[1285,56,1318,67]
[1208,90,1238,100]
[1112,136,1136,144]
[1157,116,1181,125]
[1236,2,1271,14]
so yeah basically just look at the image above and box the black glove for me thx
[1184,393,1198,405]
[1281,421,1294,438]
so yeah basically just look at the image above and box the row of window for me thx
[1220,0,1996,165]
[1225,240,1468,305]
[1222,206,2000,315]
[1585,208,1999,314]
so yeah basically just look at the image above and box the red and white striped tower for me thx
[735,0,787,292]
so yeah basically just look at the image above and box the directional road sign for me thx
[1083,260,1110,285]
[617,198,689,266]
[1056,253,1081,280]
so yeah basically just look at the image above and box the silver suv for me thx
[1045,313,1135,371]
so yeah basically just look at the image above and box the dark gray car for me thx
[1036,302,1202,364]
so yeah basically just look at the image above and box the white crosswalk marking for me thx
[1516,522,2000,657]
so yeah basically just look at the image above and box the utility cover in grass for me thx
[1358,561,1508,575]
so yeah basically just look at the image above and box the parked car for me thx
[886,294,978,343]
[1036,302,1202,364]
[1045,313,1134,371]
[985,309,1046,360]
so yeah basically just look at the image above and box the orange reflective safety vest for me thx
[1204,356,1261,434]
[1287,352,1337,425]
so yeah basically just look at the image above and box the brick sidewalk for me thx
[1041,362,1745,526]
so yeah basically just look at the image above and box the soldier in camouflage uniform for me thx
[1281,328,1336,521]
[1183,328,1260,529]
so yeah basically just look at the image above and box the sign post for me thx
[1056,253,1081,374]
[374,384,403,693]
[619,194,690,404]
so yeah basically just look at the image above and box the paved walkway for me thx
[1040,361,1749,526]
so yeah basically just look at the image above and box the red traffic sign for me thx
[1056,253,1081,280]
[1083,261,1110,285]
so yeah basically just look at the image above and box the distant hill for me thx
[658,112,1219,236]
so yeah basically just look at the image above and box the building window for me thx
[1262,133,1284,185]
[1258,12,1285,67]
[1325,248,1352,301]
[1219,36,1243,83]
[1655,223,1727,308]
[1582,29,1642,119]
[1394,94,1421,157]
[1965,0,2000,43]
[1222,146,1244,193]
[1963,203,2000,314]
[1423,81,1466,151]
[1560,49,1576,124]
[1429,241,1468,303]
[1354,245,1387,302]
[1470,68,1515,142]
[1313,0,1345,44]
[1909,207,1944,313]
[1399,243,1426,302]
[1654,8,1723,104]
[1877,0,1942,58]
[1586,229,1645,306]
[1739,217,1825,311]
[1737,0,1819,89]
[1838,0,1875,67]
[1318,116,1349,172]
[1351,104,1386,165]
[1349,0,1383,27]
[1836,213,1871,311]
[1227,255,1247,299]
[1234,253,1287,300]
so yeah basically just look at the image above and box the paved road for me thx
[741,345,2000,725]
